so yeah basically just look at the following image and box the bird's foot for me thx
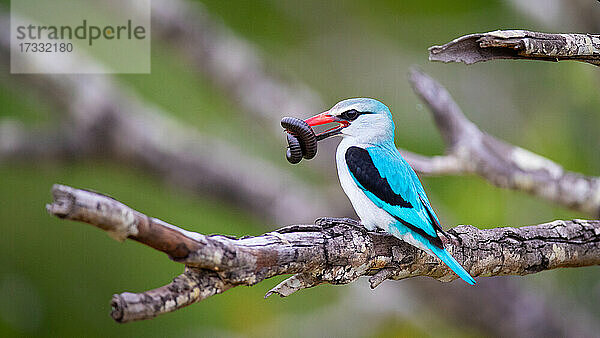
[315,217,360,228]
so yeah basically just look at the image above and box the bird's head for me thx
[305,98,395,144]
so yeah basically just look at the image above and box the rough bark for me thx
[2,6,598,332]
[429,30,600,66]
[403,68,600,217]
[47,184,600,323]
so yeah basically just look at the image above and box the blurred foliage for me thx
[1,0,599,336]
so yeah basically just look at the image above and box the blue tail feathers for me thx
[430,246,476,285]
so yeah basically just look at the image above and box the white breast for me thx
[335,138,396,231]
[335,139,434,255]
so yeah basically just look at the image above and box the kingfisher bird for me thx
[304,98,476,285]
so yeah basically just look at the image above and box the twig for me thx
[405,68,600,217]
[4,7,597,330]
[47,184,600,323]
[429,30,600,66]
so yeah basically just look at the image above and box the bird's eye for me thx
[340,109,360,121]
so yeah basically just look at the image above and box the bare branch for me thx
[110,267,230,323]
[429,30,600,66]
[47,184,600,323]
[6,7,597,329]
[407,69,600,217]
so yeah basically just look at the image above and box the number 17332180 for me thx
[19,42,73,53]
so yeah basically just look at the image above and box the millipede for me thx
[281,117,317,164]
[285,133,302,164]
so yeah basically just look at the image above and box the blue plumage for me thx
[304,97,476,285]
[347,144,475,285]
[429,243,476,285]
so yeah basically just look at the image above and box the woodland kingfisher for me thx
[304,98,476,285]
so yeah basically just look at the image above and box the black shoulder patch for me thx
[345,146,412,208]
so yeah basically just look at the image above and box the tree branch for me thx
[46,184,600,323]
[406,68,600,217]
[6,7,597,330]
[429,30,600,66]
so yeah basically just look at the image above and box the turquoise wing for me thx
[345,145,443,246]
[345,145,476,285]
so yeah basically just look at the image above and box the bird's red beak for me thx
[304,111,336,126]
[304,111,349,140]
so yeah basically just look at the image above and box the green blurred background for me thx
[1,0,599,336]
